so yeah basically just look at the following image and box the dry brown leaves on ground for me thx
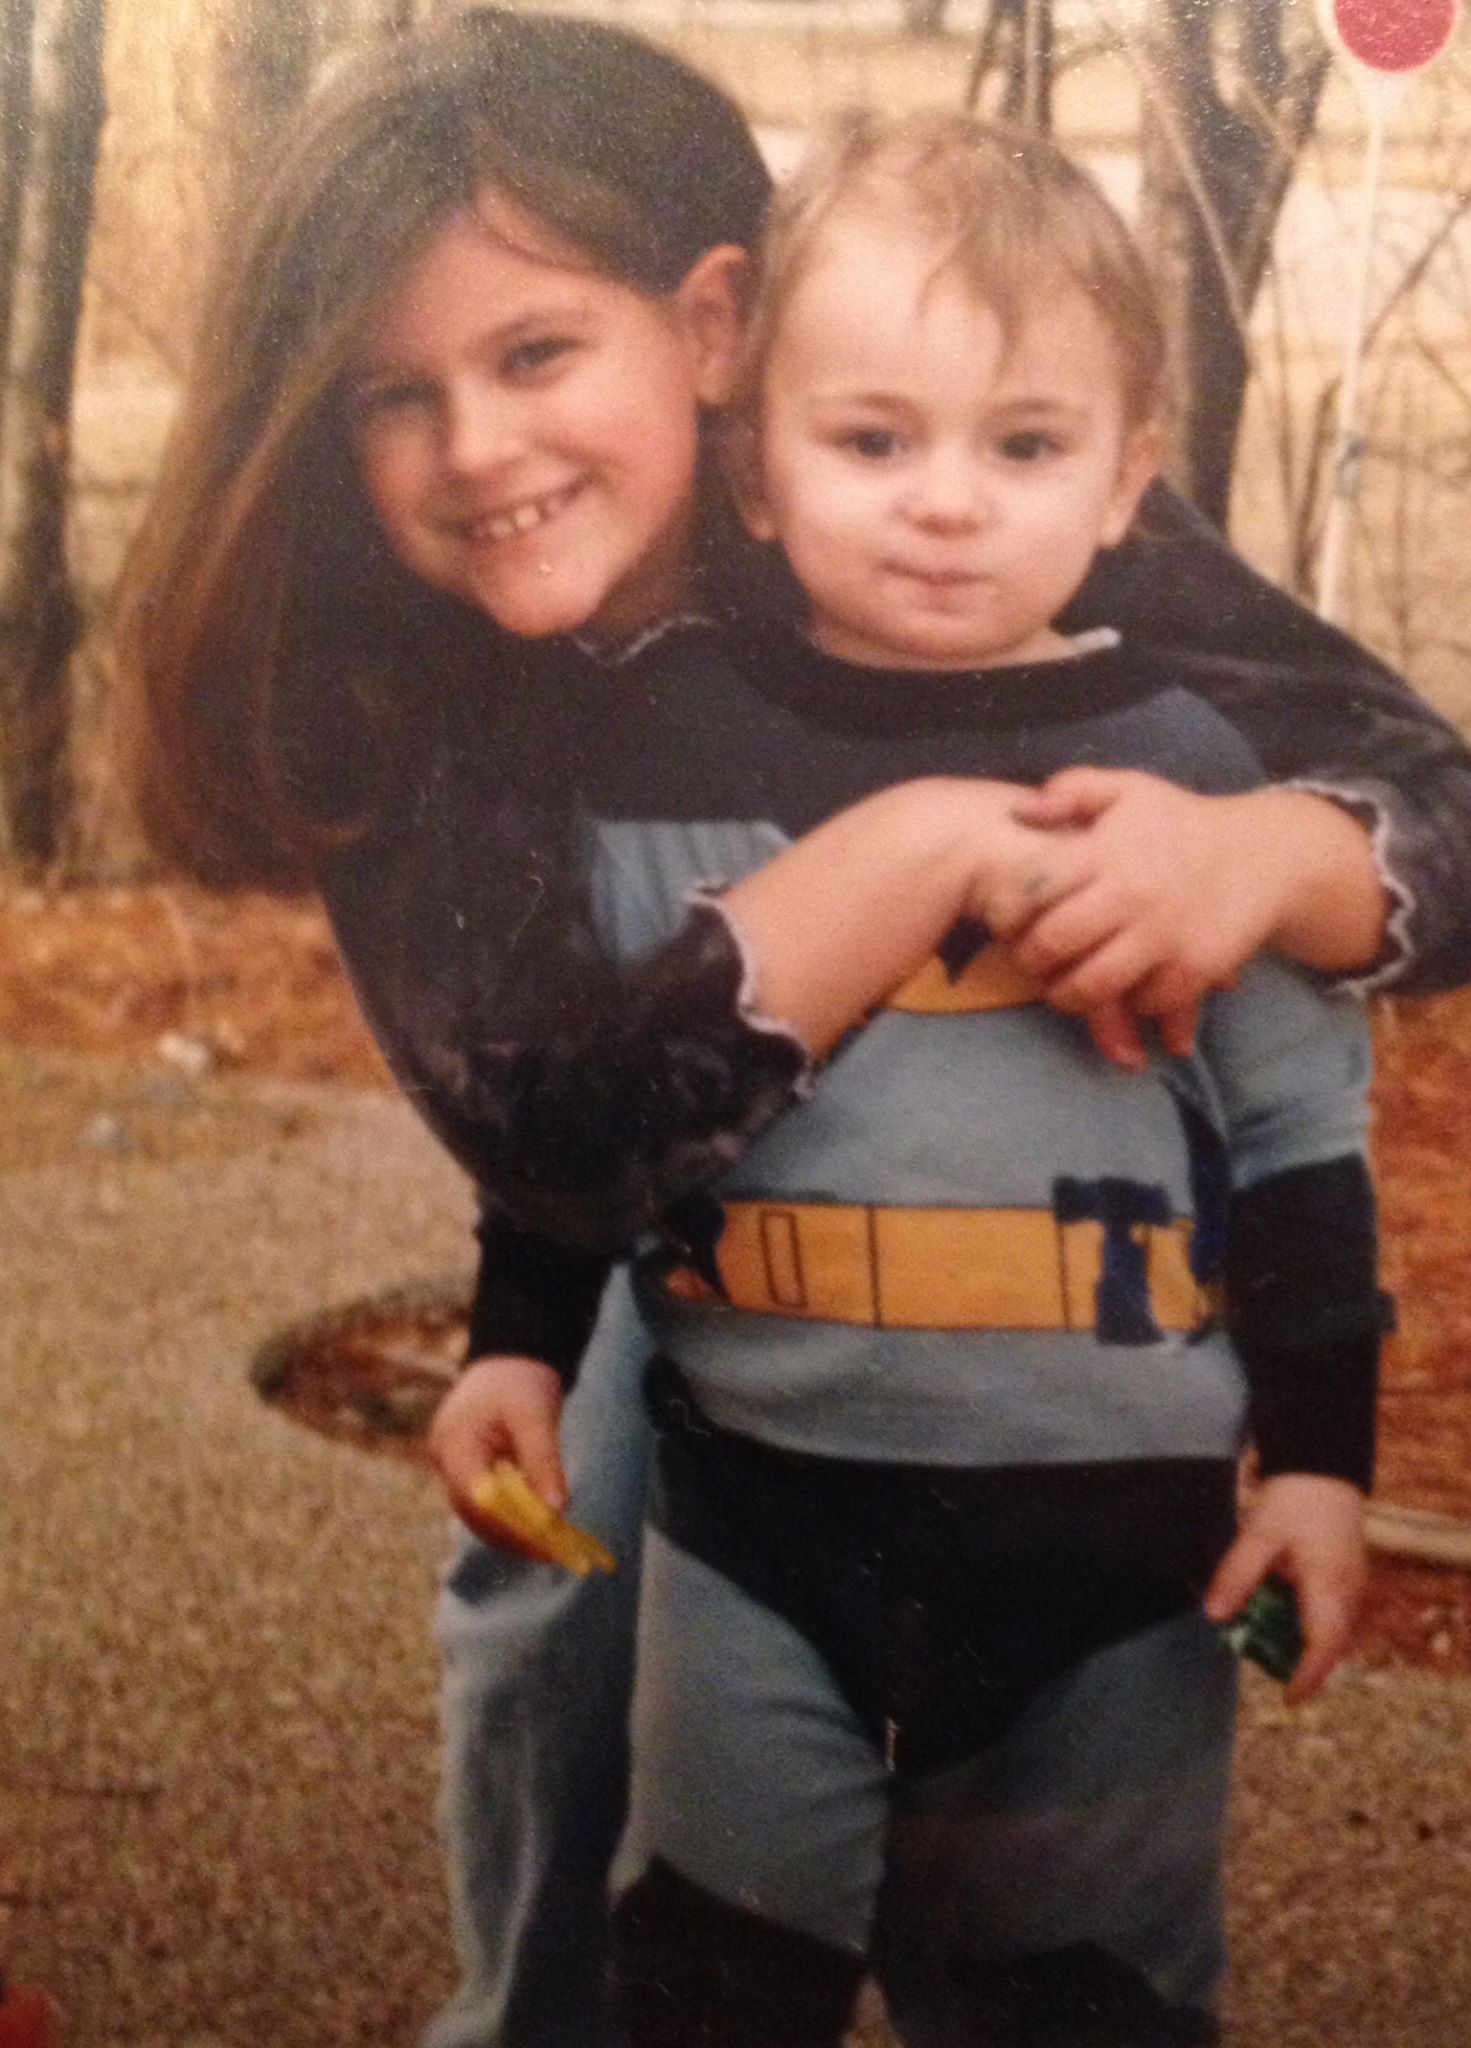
[0,879,385,1084]
[3,877,1469,1675]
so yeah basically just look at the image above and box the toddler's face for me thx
[347,187,739,642]
[743,211,1158,671]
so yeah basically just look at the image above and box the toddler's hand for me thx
[428,1353,567,1551]
[1204,1473,1368,1704]
[995,769,1289,1029]
[957,787,1191,1070]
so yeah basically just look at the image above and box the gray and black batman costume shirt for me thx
[562,622,1381,1498]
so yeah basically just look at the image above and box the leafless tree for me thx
[1132,0,1330,524]
[0,0,35,373]
[211,0,417,225]
[0,0,421,871]
[0,0,105,863]
[901,0,950,38]
[964,0,1055,128]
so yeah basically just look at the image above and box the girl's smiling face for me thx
[348,189,742,641]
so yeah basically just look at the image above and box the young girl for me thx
[583,110,1379,2045]
[115,12,1471,2047]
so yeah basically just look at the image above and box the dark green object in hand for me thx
[1218,1575,1305,1682]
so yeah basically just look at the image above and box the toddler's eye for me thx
[842,427,902,460]
[999,429,1060,462]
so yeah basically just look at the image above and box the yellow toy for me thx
[470,1461,616,1577]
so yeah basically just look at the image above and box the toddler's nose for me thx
[905,447,985,529]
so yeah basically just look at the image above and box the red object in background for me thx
[1328,0,1460,70]
[0,1974,55,2048]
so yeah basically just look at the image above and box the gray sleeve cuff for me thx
[1286,778,1416,995]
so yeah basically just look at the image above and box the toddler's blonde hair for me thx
[735,108,1166,433]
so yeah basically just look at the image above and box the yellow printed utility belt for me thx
[661,1199,1213,1335]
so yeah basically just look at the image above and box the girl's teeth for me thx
[480,488,572,541]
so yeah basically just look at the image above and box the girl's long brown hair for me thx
[113,6,769,889]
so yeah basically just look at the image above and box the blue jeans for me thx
[424,1273,652,2048]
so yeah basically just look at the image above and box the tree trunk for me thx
[965,0,1054,128]
[209,0,416,238]
[902,0,950,39]
[0,0,37,379]
[0,0,104,864]
[1138,0,1328,525]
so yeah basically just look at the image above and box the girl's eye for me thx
[842,427,902,461]
[999,429,1061,463]
[501,333,576,379]
[352,378,437,423]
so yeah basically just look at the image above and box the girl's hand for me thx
[427,1354,568,1551]
[992,771,1385,1026]
[1204,1473,1368,1704]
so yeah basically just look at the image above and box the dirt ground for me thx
[3,875,1470,1683]
[6,1017,1469,2048]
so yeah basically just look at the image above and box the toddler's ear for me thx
[1100,421,1163,547]
[675,244,748,405]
